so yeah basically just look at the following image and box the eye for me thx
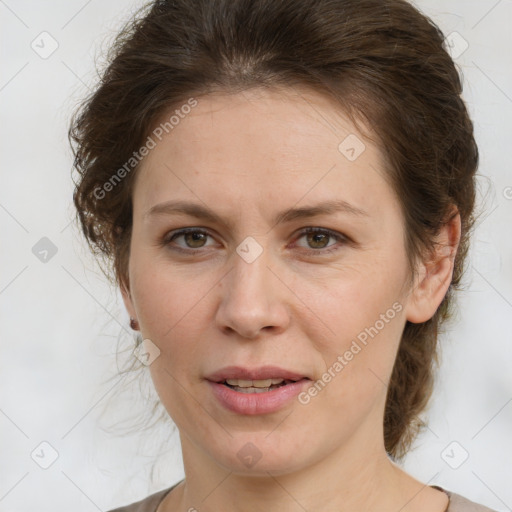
[160,226,349,256]
[162,228,217,253]
[293,227,348,255]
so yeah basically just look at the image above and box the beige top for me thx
[107,482,498,512]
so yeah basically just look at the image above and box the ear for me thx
[405,207,461,324]
[120,276,138,324]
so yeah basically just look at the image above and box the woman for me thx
[69,0,496,510]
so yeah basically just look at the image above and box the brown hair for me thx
[69,0,479,460]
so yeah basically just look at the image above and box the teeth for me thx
[232,387,273,393]
[225,378,285,388]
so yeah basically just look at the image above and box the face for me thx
[122,87,424,476]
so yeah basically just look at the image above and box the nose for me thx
[214,243,291,339]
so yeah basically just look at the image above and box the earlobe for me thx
[404,208,461,324]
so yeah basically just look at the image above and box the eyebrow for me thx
[143,198,369,227]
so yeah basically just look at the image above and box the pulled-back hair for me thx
[69,0,478,459]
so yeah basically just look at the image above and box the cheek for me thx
[134,266,215,428]
[129,260,226,403]
[130,254,212,338]
[295,262,406,406]
[295,258,405,349]
[295,286,404,445]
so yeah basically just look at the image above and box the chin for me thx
[210,435,315,477]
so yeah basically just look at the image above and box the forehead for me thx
[133,87,396,222]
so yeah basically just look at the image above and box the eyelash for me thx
[161,227,349,256]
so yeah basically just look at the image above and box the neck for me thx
[168,429,435,512]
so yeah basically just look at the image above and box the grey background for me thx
[1,0,511,510]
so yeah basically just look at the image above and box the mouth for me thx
[220,378,302,393]
[205,366,311,414]
[206,365,309,388]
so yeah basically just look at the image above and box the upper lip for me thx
[206,366,310,383]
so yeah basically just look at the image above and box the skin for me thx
[121,86,460,512]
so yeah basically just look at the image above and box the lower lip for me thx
[207,379,310,415]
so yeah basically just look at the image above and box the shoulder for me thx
[439,487,498,512]
[106,483,178,512]
[106,483,499,512]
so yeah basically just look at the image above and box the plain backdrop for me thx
[1,0,511,511]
